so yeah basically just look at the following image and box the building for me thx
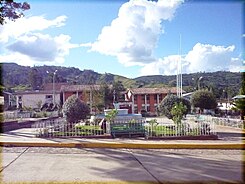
[14,90,60,109]
[60,84,101,103]
[124,87,180,114]
[3,91,16,110]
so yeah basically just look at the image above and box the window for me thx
[146,106,150,112]
[154,94,157,103]
[134,106,138,113]
[134,95,137,103]
[45,95,52,99]
[159,94,163,102]
[141,95,145,103]
[146,94,150,104]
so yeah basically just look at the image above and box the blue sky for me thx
[0,0,243,78]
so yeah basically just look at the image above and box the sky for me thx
[0,0,244,78]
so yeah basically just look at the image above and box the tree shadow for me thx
[85,148,243,183]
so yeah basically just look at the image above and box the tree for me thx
[1,0,30,25]
[62,95,90,124]
[29,68,42,90]
[191,90,217,112]
[99,82,112,109]
[233,72,245,120]
[105,109,118,123]
[171,102,187,125]
[159,94,191,119]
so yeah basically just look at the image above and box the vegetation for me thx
[232,72,245,120]
[1,63,241,100]
[171,102,187,125]
[159,94,190,119]
[105,109,118,123]
[62,95,90,123]
[0,0,30,25]
[191,90,217,112]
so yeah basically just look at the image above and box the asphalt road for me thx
[1,147,243,183]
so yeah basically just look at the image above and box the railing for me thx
[4,111,32,120]
[33,118,108,137]
[145,120,216,138]
[4,111,59,121]
[186,115,244,129]
[33,117,216,138]
[211,117,244,129]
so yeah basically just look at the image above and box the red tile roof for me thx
[44,83,67,91]
[128,87,183,95]
[60,85,101,92]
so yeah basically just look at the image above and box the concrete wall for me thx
[16,93,61,109]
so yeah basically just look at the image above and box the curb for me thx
[0,141,244,149]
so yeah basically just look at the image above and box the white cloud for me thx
[140,43,241,76]
[1,33,79,65]
[0,14,81,66]
[185,43,235,73]
[84,0,183,66]
[0,15,67,43]
[140,55,180,76]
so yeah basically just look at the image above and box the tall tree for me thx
[0,0,30,25]
[112,81,125,102]
[191,90,217,113]
[29,68,42,90]
[100,82,112,109]
[233,72,245,120]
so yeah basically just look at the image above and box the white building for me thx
[15,91,60,109]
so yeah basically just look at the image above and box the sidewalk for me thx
[0,127,244,149]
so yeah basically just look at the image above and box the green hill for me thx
[1,63,241,98]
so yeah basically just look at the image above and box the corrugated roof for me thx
[14,91,60,95]
[60,85,101,92]
[128,87,182,95]
[43,83,67,91]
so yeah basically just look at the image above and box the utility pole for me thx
[47,70,58,105]
[176,34,182,97]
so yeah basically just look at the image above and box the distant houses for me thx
[4,83,181,115]
[4,83,238,117]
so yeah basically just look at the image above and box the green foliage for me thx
[2,63,241,98]
[233,72,245,120]
[159,94,190,119]
[29,68,42,90]
[62,95,90,123]
[105,109,118,123]
[99,82,112,109]
[0,0,30,25]
[171,102,187,125]
[191,90,217,111]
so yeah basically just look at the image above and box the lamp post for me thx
[46,70,58,104]
[197,76,203,90]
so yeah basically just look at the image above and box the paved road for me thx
[1,147,243,183]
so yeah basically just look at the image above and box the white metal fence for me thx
[4,111,32,120]
[4,111,59,120]
[211,117,244,129]
[186,115,244,129]
[33,117,216,138]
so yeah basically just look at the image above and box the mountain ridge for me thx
[0,63,241,98]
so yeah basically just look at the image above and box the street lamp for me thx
[197,76,203,90]
[192,76,203,90]
[46,70,58,105]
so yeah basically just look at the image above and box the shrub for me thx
[105,109,118,123]
[62,95,90,123]
[171,102,187,125]
[159,94,190,119]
